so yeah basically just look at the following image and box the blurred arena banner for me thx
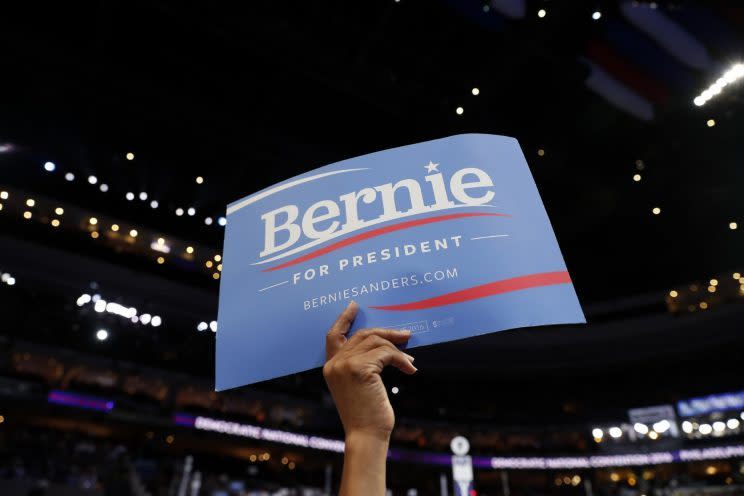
[216,134,585,388]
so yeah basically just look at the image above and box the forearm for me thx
[340,431,390,496]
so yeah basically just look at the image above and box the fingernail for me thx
[347,300,357,309]
[405,353,415,362]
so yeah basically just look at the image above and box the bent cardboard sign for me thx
[216,134,584,389]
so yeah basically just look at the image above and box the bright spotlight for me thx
[126,152,134,160]
[99,184,109,192]
[196,176,204,184]
[592,11,601,20]
[653,420,670,433]
[204,217,213,225]
[634,423,649,435]
[727,418,740,430]
[96,329,109,341]
[209,321,218,332]
[713,421,726,432]
[151,316,162,327]
[537,8,546,18]
[6,277,15,286]
[139,192,148,201]
[44,161,56,172]
[391,386,399,394]
[471,88,479,96]
[187,207,195,216]
[88,175,98,184]
[139,314,152,325]
[175,208,184,216]
[592,428,603,439]
[692,63,744,106]
[455,106,464,115]
[699,423,713,435]
[609,427,622,438]
[150,200,159,209]
[218,216,227,226]
[126,192,135,201]
[65,172,75,181]
[197,321,208,331]
[682,421,693,434]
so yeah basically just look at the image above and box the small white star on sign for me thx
[425,161,439,173]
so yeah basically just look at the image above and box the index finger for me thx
[325,301,358,360]
[347,328,412,350]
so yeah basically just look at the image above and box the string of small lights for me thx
[592,414,744,445]
[40,157,228,228]
[693,63,744,107]
[666,272,744,314]
[76,293,163,328]
[73,288,216,341]
[0,186,224,282]
[554,474,583,487]
[197,320,218,333]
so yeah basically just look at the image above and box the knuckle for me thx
[322,361,334,379]
[324,359,345,378]
[338,360,356,376]
[374,337,396,352]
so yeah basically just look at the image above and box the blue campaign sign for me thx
[216,134,584,389]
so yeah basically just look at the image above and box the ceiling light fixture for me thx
[694,63,744,106]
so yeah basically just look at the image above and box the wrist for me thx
[340,430,390,496]
[345,429,391,450]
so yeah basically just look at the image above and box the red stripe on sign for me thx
[369,271,572,311]
[262,212,509,272]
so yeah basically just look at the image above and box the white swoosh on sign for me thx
[226,168,369,215]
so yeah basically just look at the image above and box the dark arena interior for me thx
[1,1,744,495]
